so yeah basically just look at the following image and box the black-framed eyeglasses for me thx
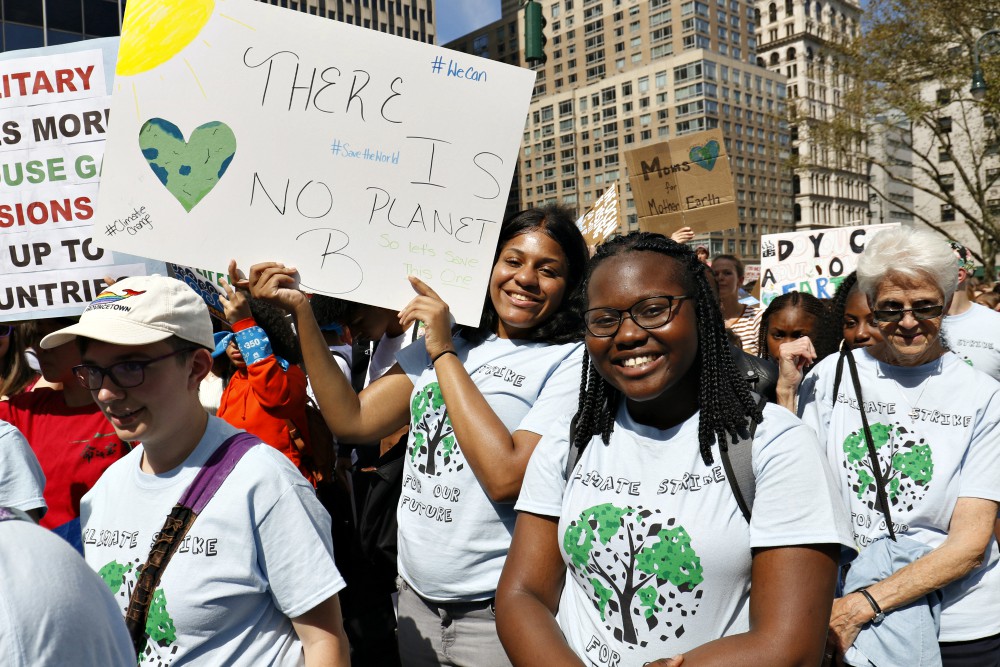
[72,348,196,390]
[871,304,945,323]
[0,324,12,338]
[584,295,693,337]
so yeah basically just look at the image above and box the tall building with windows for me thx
[0,0,124,51]
[447,0,793,262]
[0,0,434,54]
[277,0,436,43]
[754,0,868,229]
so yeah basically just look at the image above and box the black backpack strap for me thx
[843,348,897,541]
[720,392,767,523]
[832,341,847,407]
[565,413,583,480]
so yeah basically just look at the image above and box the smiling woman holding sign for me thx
[246,205,588,667]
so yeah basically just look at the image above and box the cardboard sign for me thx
[759,223,899,306]
[0,39,163,321]
[94,0,535,326]
[624,128,738,235]
[576,183,620,246]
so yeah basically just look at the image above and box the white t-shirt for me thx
[81,417,346,666]
[367,327,418,387]
[0,420,46,515]
[943,303,1000,381]
[0,519,134,667]
[798,348,1000,642]
[396,334,583,601]
[517,403,854,665]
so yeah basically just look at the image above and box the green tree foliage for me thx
[842,423,934,504]
[145,588,177,645]
[409,382,457,475]
[98,560,133,595]
[563,503,703,646]
[814,0,1000,271]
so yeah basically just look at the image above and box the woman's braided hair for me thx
[570,231,762,466]
[824,271,859,350]
[756,291,836,362]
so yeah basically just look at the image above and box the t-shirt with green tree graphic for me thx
[396,335,584,601]
[799,348,1000,642]
[517,403,854,664]
[842,422,934,513]
[564,503,704,648]
[409,382,461,476]
[99,559,177,665]
[81,417,346,666]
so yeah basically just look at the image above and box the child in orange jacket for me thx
[217,278,314,483]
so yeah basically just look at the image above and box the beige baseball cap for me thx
[40,275,214,350]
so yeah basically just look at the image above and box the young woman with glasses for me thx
[799,227,1000,666]
[496,232,853,667]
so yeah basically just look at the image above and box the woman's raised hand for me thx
[777,336,817,386]
[244,261,309,313]
[398,275,455,359]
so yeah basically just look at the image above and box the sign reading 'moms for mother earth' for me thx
[95,0,535,326]
[625,128,738,235]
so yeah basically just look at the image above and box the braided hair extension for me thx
[756,291,837,363]
[570,232,762,466]
[824,272,859,350]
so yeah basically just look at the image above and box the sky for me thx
[436,0,502,44]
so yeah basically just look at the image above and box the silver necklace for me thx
[881,360,941,422]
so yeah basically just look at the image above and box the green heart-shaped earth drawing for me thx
[139,118,237,212]
[689,140,720,171]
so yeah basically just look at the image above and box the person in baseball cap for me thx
[43,274,349,666]
[39,275,215,351]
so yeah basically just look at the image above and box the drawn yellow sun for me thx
[117,0,215,76]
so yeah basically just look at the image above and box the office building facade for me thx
[448,0,793,262]
[0,0,434,54]
[754,0,868,229]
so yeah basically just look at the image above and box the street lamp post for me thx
[971,29,1000,100]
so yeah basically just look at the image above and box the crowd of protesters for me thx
[3,205,1000,667]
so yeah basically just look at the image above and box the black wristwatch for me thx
[857,588,885,624]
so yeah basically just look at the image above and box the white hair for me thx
[856,227,958,304]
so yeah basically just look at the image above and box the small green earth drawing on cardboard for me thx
[139,118,236,212]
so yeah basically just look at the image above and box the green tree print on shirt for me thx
[563,503,704,649]
[99,560,177,663]
[409,382,461,476]
[842,422,933,512]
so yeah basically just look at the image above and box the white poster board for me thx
[0,39,161,321]
[94,0,535,326]
[759,223,899,306]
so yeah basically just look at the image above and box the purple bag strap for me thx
[0,507,31,523]
[178,431,259,514]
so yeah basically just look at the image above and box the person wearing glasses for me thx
[247,206,588,667]
[0,316,130,550]
[39,275,350,666]
[497,232,852,667]
[798,227,1000,666]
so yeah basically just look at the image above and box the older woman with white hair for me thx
[798,227,1000,666]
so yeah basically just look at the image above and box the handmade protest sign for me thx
[576,183,620,246]
[94,0,535,326]
[759,222,899,306]
[624,128,738,235]
[0,39,161,320]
